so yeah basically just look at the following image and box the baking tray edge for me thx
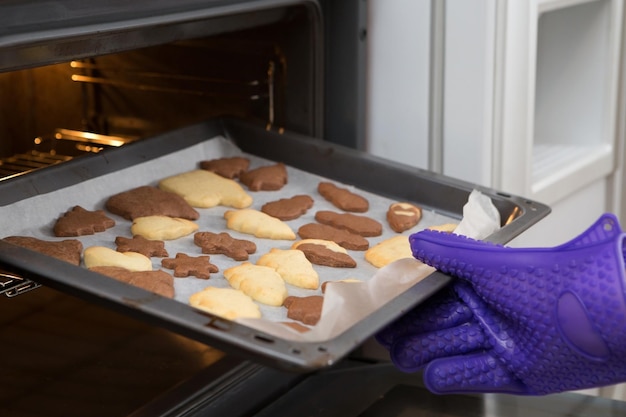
[0,117,551,372]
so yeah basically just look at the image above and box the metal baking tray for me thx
[0,118,550,371]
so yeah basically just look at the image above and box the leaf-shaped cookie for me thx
[223,262,288,306]
[84,246,152,271]
[224,209,296,240]
[257,248,319,290]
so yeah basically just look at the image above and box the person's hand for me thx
[377,213,626,395]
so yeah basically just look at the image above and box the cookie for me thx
[161,253,218,279]
[239,163,287,191]
[158,169,253,208]
[281,322,311,333]
[283,295,324,325]
[199,156,250,179]
[261,195,314,220]
[364,235,412,268]
[256,248,319,290]
[90,266,174,298]
[224,209,296,240]
[115,235,169,258]
[84,246,153,271]
[2,236,83,265]
[224,262,288,306]
[105,186,199,220]
[314,210,382,237]
[189,287,261,320]
[291,239,356,268]
[297,223,369,251]
[321,279,361,293]
[387,202,422,233]
[53,205,115,237]
[428,223,457,233]
[194,231,256,261]
[131,216,198,241]
[317,182,369,213]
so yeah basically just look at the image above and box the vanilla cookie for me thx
[189,287,261,320]
[257,248,319,290]
[364,235,412,268]
[224,209,296,240]
[84,246,152,271]
[428,223,457,233]
[158,169,252,208]
[223,262,288,306]
[131,216,198,240]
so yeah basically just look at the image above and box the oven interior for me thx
[0,3,322,179]
[0,3,328,416]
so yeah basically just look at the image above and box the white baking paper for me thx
[0,136,500,343]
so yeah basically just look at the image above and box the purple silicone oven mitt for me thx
[376,213,626,395]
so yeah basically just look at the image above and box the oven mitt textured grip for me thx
[377,213,626,395]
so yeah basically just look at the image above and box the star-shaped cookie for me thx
[194,231,256,261]
[161,253,218,279]
[115,235,169,258]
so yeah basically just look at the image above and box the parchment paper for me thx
[0,136,500,342]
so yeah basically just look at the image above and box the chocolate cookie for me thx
[199,156,250,179]
[261,195,314,220]
[386,202,422,233]
[240,163,288,191]
[161,253,218,279]
[317,182,369,213]
[106,186,199,220]
[293,242,356,268]
[2,236,83,265]
[281,322,311,332]
[90,266,175,298]
[321,279,360,293]
[297,223,369,251]
[283,295,324,325]
[194,231,256,261]
[315,210,382,237]
[53,205,115,237]
[115,235,169,258]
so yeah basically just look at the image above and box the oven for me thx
[1,1,611,416]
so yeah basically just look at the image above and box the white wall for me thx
[365,0,431,169]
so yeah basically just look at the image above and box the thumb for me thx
[423,352,528,395]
